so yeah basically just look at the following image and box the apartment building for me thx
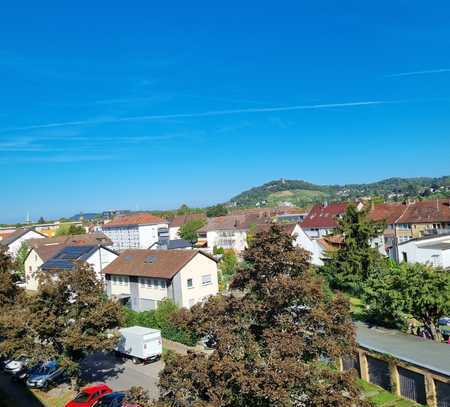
[102,213,169,251]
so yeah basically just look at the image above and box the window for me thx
[187,278,193,288]
[112,275,129,286]
[160,280,166,289]
[402,252,408,263]
[201,274,212,286]
[29,266,32,272]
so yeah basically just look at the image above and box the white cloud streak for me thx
[386,68,450,77]
[0,100,401,133]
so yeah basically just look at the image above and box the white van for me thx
[116,326,162,364]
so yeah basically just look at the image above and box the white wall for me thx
[207,229,247,252]
[24,248,43,291]
[176,253,219,308]
[398,240,450,268]
[86,247,118,281]
[8,231,45,258]
[139,223,169,249]
[291,225,324,266]
[169,226,180,240]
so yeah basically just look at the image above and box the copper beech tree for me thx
[153,225,371,407]
[0,256,123,387]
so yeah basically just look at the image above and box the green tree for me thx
[363,262,450,341]
[37,216,47,224]
[178,219,206,244]
[14,243,29,281]
[176,204,190,215]
[55,224,86,236]
[218,250,238,291]
[165,225,369,407]
[320,204,387,295]
[206,204,228,217]
[0,262,123,387]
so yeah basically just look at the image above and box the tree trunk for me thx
[70,376,80,391]
[426,322,442,342]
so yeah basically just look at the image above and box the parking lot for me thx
[0,352,164,406]
[81,352,163,399]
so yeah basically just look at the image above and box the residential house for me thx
[104,250,219,310]
[149,239,193,250]
[0,228,45,258]
[370,199,450,260]
[102,213,169,251]
[168,213,206,240]
[255,223,324,266]
[24,232,113,290]
[301,203,350,238]
[397,233,450,268]
[198,213,272,252]
[40,245,117,280]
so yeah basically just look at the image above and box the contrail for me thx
[386,68,450,78]
[0,99,401,133]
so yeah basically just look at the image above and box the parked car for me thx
[3,356,29,381]
[115,326,162,364]
[66,384,113,407]
[26,361,64,389]
[93,391,125,407]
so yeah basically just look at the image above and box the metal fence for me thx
[367,355,391,391]
[398,366,426,405]
[436,380,450,407]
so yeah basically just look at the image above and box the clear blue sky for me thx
[2,1,450,223]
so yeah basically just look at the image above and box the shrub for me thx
[123,299,198,346]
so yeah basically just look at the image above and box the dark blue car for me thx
[26,361,64,389]
[93,392,125,407]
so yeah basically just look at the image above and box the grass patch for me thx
[32,388,76,407]
[348,296,369,322]
[358,379,421,406]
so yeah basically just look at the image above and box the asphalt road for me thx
[0,352,163,406]
[81,352,163,399]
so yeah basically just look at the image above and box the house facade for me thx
[198,213,272,253]
[301,203,350,238]
[397,234,450,268]
[25,244,118,291]
[104,250,219,310]
[0,228,45,258]
[255,223,325,266]
[102,213,169,251]
[168,213,206,240]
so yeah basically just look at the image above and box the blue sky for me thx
[1,1,450,223]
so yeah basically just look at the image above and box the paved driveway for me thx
[81,352,163,399]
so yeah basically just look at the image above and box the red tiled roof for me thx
[169,213,206,228]
[104,249,216,279]
[369,203,408,225]
[103,213,166,228]
[396,199,450,224]
[301,203,349,229]
[199,213,272,232]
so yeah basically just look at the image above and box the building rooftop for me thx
[301,203,349,229]
[41,245,100,271]
[103,213,166,228]
[169,213,206,228]
[0,228,44,247]
[355,321,450,376]
[104,249,216,279]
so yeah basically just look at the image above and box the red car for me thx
[65,384,113,407]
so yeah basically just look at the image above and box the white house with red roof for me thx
[101,213,169,251]
[301,202,352,238]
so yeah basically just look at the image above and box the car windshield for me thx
[73,391,91,402]
[31,364,55,375]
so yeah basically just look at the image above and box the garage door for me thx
[367,356,391,391]
[398,367,426,405]
[436,380,450,407]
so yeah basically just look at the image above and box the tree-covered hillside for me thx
[229,176,450,207]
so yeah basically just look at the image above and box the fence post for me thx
[425,374,437,407]
[389,362,400,396]
[358,350,369,382]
